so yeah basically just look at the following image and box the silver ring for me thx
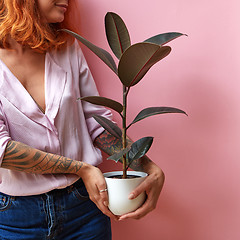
[99,188,108,193]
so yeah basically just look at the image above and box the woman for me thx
[0,1,165,239]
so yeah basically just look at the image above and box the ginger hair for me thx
[0,0,72,52]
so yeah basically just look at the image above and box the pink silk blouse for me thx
[0,40,112,196]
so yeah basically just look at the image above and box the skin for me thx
[0,0,165,221]
[94,131,165,221]
[37,0,69,23]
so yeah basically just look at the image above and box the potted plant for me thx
[62,12,187,215]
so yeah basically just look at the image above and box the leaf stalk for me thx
[122,86,128,178]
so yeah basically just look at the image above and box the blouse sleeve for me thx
[0,102,11,165]
[76,41,113,141]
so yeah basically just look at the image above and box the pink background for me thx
[69,0,240,239]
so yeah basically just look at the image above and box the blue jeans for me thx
[0,180,112,240]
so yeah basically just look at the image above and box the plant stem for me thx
[122,86,127,179]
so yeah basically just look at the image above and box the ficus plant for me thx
[62,12,187,179]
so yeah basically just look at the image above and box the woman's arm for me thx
[1,140,117,220]
[94,130,165,220]
[1,140,83,174]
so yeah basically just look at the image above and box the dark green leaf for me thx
[118,43,171,87]
[128,137,153,162]
[107,147,131,163]
[129,107,187,127]
[105,12,131,59]
[93,115,122,139]
[144,32,187,45]
[61,29,117,74]
[80,96,123,113]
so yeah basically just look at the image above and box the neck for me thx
[0,36,47,62]
[8,38,26,55]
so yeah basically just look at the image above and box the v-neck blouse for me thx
[0,40,112,196]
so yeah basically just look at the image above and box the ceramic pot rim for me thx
[103,171,148,179]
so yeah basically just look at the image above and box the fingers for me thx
[80,165,119,220]
[119,191,156,220]
[130,170,164,200]
[119,169,165,221]
[128,179,149,200]
[85,180,118,221]
[98,183,109,206]
[91,184,119,221]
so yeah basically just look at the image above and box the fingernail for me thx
[119,216,125,221]
[128,193,134,199]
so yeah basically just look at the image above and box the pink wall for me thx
[70,0,240,239]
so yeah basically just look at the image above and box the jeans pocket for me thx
[0,192,12,212]
[72,185,89,201]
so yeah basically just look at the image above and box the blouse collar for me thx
[0,52,67,131]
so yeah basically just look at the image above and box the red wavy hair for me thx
[0,0,73,52]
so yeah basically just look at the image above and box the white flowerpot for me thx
[103,171,148,215]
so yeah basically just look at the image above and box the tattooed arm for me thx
[95,130,155,172]
[94,130,165,220]
[1,140,117,219]
[1,141,84,175]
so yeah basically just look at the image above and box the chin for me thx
[55,16,65,23]
[48,15,65,23]
[57,18,65,23]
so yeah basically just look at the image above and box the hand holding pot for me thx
[80,163,118,220]
[119,163,165,220]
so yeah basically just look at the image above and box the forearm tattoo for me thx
[94,130,151,171]
[128,155,151,172]
[1,141,83,175]
[94,130,123,156]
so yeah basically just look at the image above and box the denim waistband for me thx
[46,178,85,196]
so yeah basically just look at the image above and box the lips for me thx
[55,3,68,11]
